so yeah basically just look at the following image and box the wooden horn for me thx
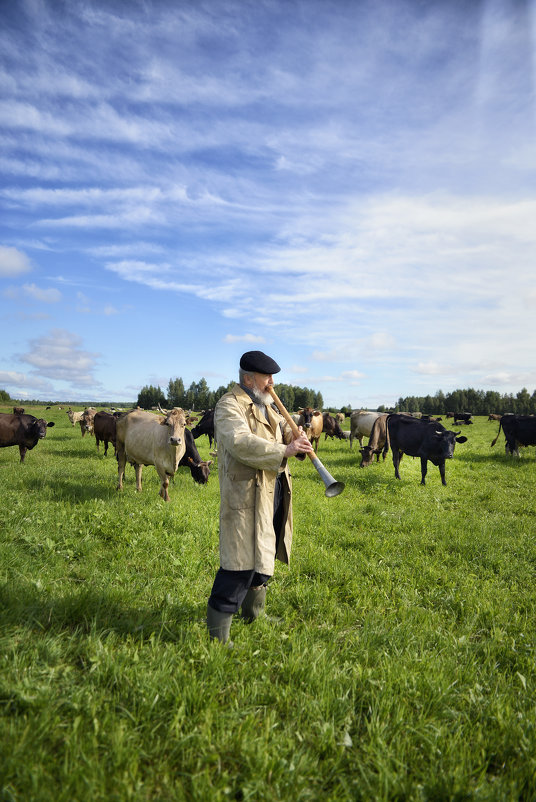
[267,387,345,497]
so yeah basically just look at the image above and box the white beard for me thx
[251,387,273,406]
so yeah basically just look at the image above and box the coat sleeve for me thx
[215,395,287,472]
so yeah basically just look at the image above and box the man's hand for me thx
[284,427,314,458]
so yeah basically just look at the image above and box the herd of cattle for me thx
[0,404,535,498]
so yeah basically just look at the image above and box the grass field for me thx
[1,406,535,801]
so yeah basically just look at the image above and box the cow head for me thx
[33,418,55,439]
[187,457,213,484]
[298,407,322,431]
[359,445,375,467]
[431,429,467,461]
[160,407,186,446]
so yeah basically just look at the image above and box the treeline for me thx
[389,387,536,416]
[137,378,323,412]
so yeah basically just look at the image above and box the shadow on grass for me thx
[456,451,535,464]
[0,580,198,642]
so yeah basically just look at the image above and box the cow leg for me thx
[392,450,401,479]
[420,457,428,485]
[19,445,27,463]
[159,475,170,501]
[134,464,143,492]
[103,440,108,456]
[116,447,127,490]
[438,461,447,486]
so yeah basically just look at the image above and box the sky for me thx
[1,0,535,410]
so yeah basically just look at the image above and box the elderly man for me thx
[207,350,314,643]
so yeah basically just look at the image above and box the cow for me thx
[491,415,536,457]
[13,406,25,415]
[190,408,215,448]
[92,411,117,456]
[359,413,389,467]
[0,412,55,462]
[81,407,97,437]
[297,407,323,452]
[116,407,187,501]
[453,413,473,425]
[488,413,502,421]
[67,408,84,426]
[179,427,213,484]
[385,413,467,485]
[322,412,346,441]
[67,407,96,437]
[335,412,345,424]
[349,410,383,449]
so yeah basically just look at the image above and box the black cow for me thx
[0,412,55,462]
[453,413,473,425]
[179,427,213,483]
[322,412,346,441]
[491,415,536,457]
[93,411,117,456]
[385,414,467,485]
[190,408,215,448]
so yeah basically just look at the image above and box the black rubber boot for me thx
[206,604,233,644]
[240,585,267,623]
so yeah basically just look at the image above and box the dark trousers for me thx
[208,473,284,614]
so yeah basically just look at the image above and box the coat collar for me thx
[231,383,279,433]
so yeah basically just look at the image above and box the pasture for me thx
[1,407,535,801]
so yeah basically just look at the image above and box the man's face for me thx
[252,373,273,394]
[245,372,274,404]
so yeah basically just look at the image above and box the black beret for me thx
[239,350,281,374]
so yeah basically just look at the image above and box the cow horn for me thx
[157,403,169,414]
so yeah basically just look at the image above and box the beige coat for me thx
[214,384,295,575]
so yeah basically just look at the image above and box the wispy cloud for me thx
[17,329,101,388]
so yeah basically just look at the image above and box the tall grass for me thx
[1,407,535,800]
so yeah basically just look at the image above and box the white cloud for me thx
[224,333,266,344]
[0,246,32,277]
[18,329,100,387]
[0,370,53,391]
[22,283,62,302]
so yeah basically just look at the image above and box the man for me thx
[207,350,314,643]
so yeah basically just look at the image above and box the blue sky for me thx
[1,0,535,409]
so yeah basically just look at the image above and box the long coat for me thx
[214,384,295,575]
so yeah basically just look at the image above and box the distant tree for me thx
[274,383,295,411]
[0,389,11,402]
[167,377,185,408]
[213,385,228,405]
[195,378,211,411]
[313,391,323,409]
[137,385,166,409]
[185,382,197,410]
[516,387,531,414]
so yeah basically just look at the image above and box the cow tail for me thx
[385,415,392,456]
[490,420,502,448]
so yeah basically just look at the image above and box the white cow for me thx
[116,407,187,501]
[349,411,384,449]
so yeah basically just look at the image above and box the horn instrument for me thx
[267,387,345,497]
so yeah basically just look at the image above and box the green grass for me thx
[1,408,535,800]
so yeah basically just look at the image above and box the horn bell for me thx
[310,456,345,497]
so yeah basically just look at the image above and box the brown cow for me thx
[297,407,323,453]
[81,407,97,436]
[322,412,346,441]
[116,407,187,501]
[13,406,25,415]
[93,411,117,456]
